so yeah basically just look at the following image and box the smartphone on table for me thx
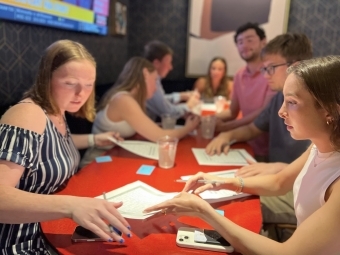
[176,227,234,253]
[71,225,122,243]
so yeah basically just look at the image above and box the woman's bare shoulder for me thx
[194,77,207,91]
[0,101,46,134]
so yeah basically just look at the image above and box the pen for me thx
[227,139,237,146]
[175,179,225,184]
[102,192,116,233]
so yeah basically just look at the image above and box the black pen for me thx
[102,192,117,233]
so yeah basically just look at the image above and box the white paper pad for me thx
[108,137,158,160]
[180,169,250,203]
[192,148,255,166]
[97,181,178,219]
[180,169,237,181]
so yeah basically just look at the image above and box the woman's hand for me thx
[67,196,131,243]
[236,161,287,178]
[143,192,211,218]
[182,172,227,194]
[94,132,123,147]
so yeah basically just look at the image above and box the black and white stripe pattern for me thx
[0,117,80,254]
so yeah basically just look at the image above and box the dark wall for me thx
[128,0,188,80]
[0,0,129,107]
[128,0,340,79]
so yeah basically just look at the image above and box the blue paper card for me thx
[95,156,112,163]
[215,209,224,216]
[137,165,155,175]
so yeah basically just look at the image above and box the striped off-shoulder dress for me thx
[0,113,80,254]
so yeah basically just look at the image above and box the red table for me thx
[41,134,262,255]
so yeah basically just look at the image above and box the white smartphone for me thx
[176,227,234,253]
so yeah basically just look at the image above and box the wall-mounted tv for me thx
[0,0,110,35]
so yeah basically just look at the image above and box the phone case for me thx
[71,226,122,243]
[176,227,234,253]
[71,226,105,243]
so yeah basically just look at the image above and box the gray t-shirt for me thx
[254,92,311,163]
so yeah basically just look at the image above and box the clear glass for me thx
[214,96,227,113]
[157,136,178,169]
[200,115,216,139]
[161,114,177,129]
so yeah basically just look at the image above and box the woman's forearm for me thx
[0,185,71,224]
[71,134,93,149]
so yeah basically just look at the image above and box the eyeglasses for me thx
[260,63,291,76]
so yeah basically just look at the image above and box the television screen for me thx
[0,0,110,35]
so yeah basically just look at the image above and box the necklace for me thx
[55,115,65,126]
[313,150,336,167]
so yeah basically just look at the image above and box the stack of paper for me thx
[97,181,177,219]
[108,137,158,160]
[192,148,255,166]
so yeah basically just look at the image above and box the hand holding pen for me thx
[102,192,132,242]
[180,172,227,194]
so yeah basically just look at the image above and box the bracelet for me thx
[88,134,95,147]
[235,177,244,194]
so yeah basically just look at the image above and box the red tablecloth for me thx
[41,135,261,255]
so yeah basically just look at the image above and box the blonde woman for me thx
[81,57,200,166]
[0,40,130,254]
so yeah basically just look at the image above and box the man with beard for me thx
[216,22,276,161]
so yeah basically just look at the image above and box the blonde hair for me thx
[24,40,96,121]
[97,57,155,112]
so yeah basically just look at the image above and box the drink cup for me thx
[214,96,227,113]
[161,114,177,129]
[200,115,216,139]
[157,136,178,169]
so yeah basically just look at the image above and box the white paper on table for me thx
[199,189,251,203]
[192,148,255,166]
[180,169,238,181]
[107,137,158,160]
[201,103,216,111]
[96,181,178,219]
[180,169,250,203]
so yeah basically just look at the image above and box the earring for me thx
[327,118,334,125]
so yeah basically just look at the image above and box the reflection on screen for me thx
[0,0,110,35]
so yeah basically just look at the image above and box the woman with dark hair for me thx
[0,40,130,254]
[194,57,232,100]
[145,56,340,254]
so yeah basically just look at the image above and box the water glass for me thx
[157,136,178,169]
[161,114,177,129]
[200,115,216,139]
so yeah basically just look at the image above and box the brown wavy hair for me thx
[288,56,340,150]
[201,57,229,99]
[97,57,155,112]
[23,40,96,121]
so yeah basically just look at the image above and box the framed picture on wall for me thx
[186,0,291,77]
[109,0,127,36]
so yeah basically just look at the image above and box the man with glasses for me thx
[216,22,276,162]
[206,33,312,241]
